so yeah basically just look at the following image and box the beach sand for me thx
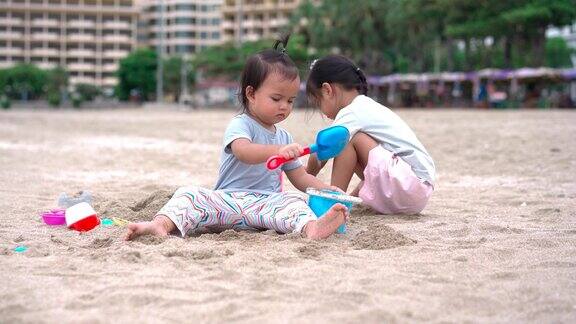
[0,108,575,323]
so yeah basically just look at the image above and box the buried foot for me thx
[303,203,349,240]
[124,215,174,241]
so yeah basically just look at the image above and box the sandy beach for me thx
[0,108,575,323]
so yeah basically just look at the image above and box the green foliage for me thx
[290,0,576,73]
[75,83,100,101]
[0,95,10,109]
[115,48,158,101]
[71,93,82,109]
[47,92,61,107]
[545,37,574,68]
[193,34,313,79]
[0,64,48,100]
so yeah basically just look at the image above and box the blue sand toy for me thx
[306,188,362,234]
[13,245,28,253]
[267,126,350,170]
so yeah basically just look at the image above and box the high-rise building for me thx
[221,0,300,43]
[0,0,139,89]
[139,0,222,55]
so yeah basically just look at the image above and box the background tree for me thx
[46,67,69,105]
[1,64,47,101]
[290,0,576,74]
[75,83,101,101]
[193,34,313,79]
[163,56,195,102]
[115,48,157,101]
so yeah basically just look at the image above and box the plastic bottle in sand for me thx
[58,191,93,209]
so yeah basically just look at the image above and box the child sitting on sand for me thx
[125,36,347,241]
[305,55,435,215]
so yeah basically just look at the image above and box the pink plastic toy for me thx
[41,209,66,225]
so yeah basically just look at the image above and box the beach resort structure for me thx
[138,0,222,55]
[0,0,139,89]
[221,0,300,43]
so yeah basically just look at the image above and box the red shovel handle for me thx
[266,147,311,170]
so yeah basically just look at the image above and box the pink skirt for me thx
[359,146,433,215]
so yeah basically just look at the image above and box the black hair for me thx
[238,33,299,113]
[306,55,368,101]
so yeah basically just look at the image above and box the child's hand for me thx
[279,143,304,160]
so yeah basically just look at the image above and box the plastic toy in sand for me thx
[266,126,350,170]
[306,188,362,234]
[101,218,114,227]
[58,191,92,209]
[13,245,28,253]
[41,209,66,225]
[112,217,130,227]
[65,202,100,232]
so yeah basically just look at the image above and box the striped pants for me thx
[156,186,317,236]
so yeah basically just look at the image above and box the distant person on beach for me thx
[305,55,436,215]
[125,35,347,241]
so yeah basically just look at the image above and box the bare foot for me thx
[303,203,348,240]
[124,215,174,241]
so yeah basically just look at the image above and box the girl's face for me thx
[311,83,339,120]
[246,72,300,130]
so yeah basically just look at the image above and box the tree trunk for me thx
[504,34,512,68]
[464,38,471,71]
[446,37,454,71]
[531,26,546,67]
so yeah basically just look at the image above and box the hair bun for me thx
[273,33,291,53]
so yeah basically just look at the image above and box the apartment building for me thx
[221,0,300,43]
[0,0,138,89]
[139,0,222,55]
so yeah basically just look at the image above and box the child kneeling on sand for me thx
[125,35,347,241]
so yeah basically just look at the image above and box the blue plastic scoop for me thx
[266,125,350,170]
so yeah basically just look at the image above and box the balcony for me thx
[68,49,95,57]
[102,77,118,86]
[68,20,96,29]
[71,76,96,85]
[244,33,260,42]
[269,18,288,27]
[68,62,95,72]
[103,50,129,59]
[102,34,132,43]
[0,17,23,26]
[102,63,118,72]
[0,61,16,68]
[31,48,59,56]
[68,34,95,42]
[32,32,60,41]
[221,20,234,30]
[103,21,131,29]
[0,31,23,40]
[37,62,57,70]
[0,47,24,55]
[32,19,60,28]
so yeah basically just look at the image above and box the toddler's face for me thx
[247,72,300,128]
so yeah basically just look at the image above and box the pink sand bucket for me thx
[41,209,66,225]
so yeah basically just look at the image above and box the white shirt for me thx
[332,95,435,185]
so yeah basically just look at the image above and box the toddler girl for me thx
[306,55,435,214]
[125,37,347,241]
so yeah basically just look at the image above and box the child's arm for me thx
[231,139,303,165]
[285,166,333,192]
[306,154,328,176]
